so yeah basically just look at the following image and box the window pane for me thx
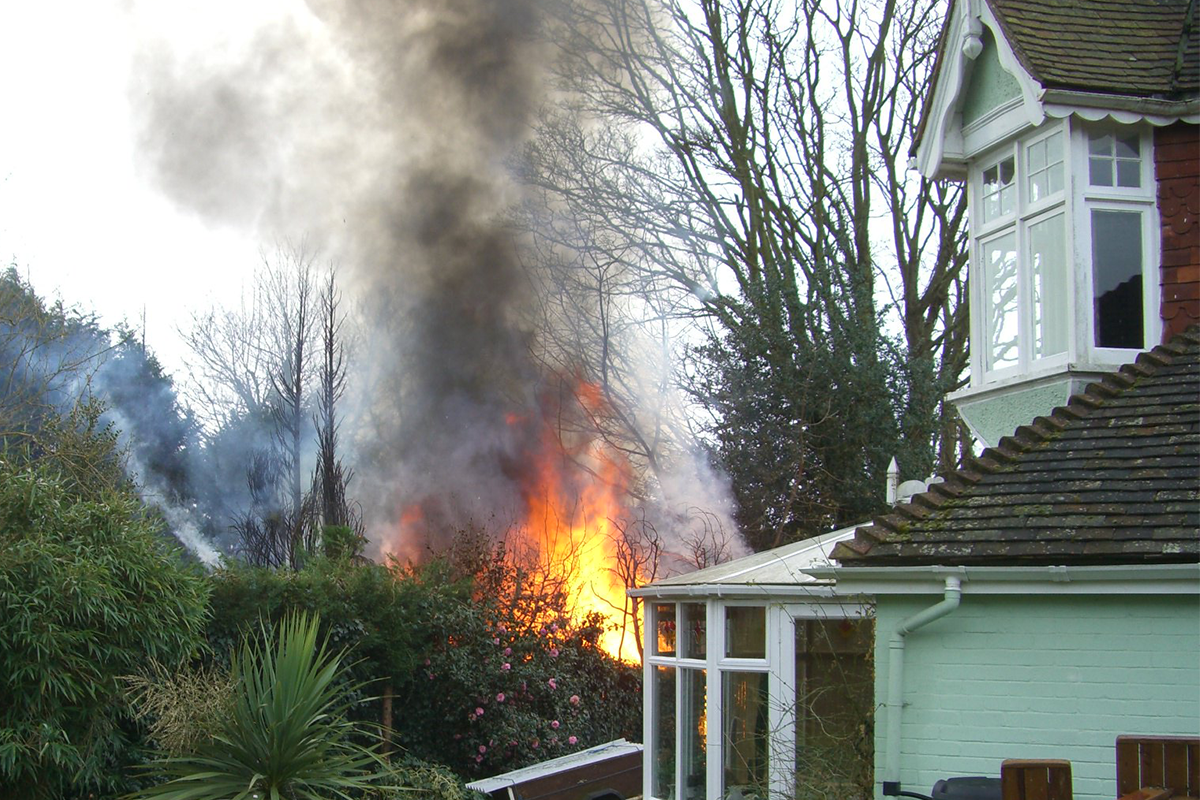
[723,672,769,797]
[1089,157,1113,186]
[1091,210,1144,348]
[681,669,707,800]
[1116,159,1140,188]
[725,606,766,659]
[984,232,1019,371]
[1115,133,1140,159]
[654,667,677,800]
[1089,133,1113,156]
[981,156,1015,223]
[1027,136,1063,203]
[1028,214,1067,359]
[1028,139,1046,171]
[656,603,677,656]
[681,603,707,660]
[794,618,874,798]
[1047,135,1064,194]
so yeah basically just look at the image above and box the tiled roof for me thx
[832,328,1200,567]
[988,0,1199,98]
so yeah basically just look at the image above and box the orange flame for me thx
[378,379,644,663]
[511,381,642,663]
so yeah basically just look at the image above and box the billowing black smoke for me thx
[128,0,744,563]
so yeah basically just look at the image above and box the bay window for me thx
[968,120,1159,386]
[973,124,1068,380]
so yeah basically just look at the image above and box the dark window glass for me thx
[654,666,677,799]
[1091,210,1144,348]
[725,606,766,659]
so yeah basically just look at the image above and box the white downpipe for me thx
[883,576,963,796]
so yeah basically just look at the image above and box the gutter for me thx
[882,576,962,798]
[1038,89,1200,121]
[804,563,1200,595]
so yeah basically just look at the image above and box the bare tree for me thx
[267,251,317,522]
[310,269,365,555]
[519,0,970,547]
[178,244,321,433]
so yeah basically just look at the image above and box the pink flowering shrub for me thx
[395,533,641,778]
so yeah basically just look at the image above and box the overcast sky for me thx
[0,1,293,377]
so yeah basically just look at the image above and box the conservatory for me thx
[630,526,874,800]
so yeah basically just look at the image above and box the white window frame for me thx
[1071,123,1161,363]
[968,119,1163,386]
[969,121,1072,384]
[644,599,871,800]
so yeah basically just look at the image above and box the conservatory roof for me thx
[628,524,860,599]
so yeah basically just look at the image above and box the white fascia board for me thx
[804,563,1200,596]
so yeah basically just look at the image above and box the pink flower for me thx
[497,623,507,633]
[493,637,500,645]
[424,658,431,666]
[496,692,506,702]
[569,694,580,706]
[475,707,484,716]
[550,623,559,633]
[549,647,559,657]
[475,754,483,763]
[568,735,578,745]
[547,678,558,689]
[479,744,487,754]
[504,647,512,656]
[501,662,511,671]
[468,713,476,721]
[551,720,560,729]
[532,738,540,749]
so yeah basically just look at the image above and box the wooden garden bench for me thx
[1001,759,1073,800]
[1116,736,1200,800]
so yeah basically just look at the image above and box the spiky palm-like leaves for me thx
[132,613,388,800]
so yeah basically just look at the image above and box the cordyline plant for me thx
[129,612,395,800]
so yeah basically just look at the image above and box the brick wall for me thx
[1155,123,1200,340]
[873,593,1200,800]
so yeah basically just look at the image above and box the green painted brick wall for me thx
[872,592,1200,800]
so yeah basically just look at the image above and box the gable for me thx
[960,27,1022,127]
[913,0,1200,179]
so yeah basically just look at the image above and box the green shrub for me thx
[203,543,642,779]
[0,460,209,798]
[132,612,390,800]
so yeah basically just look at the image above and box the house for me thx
[823,329,1199,800]
[826,1,1200,798]
[634,1,1199,799]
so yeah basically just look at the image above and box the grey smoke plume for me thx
[129,0,745,568]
